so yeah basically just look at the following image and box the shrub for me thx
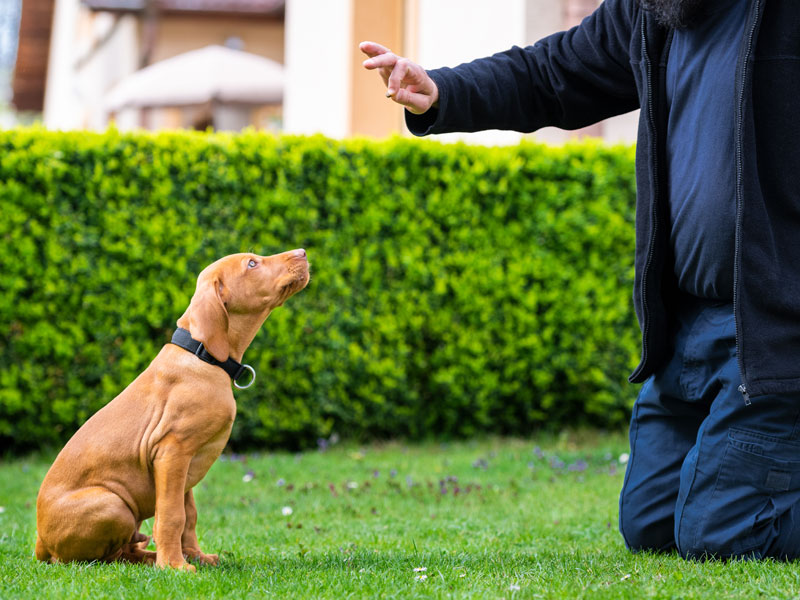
[0,128,638,452]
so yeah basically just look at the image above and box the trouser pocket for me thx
[680,428,800,559]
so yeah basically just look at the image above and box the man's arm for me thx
[362,0,640,136]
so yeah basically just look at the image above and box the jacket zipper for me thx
[738,384,751,405]
[633,15,659,381]
[733,0,761,403]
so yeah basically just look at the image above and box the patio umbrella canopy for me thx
[105,45,284,110]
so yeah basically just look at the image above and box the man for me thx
[361,0,800,560]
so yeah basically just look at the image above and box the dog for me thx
[35,250,310,571]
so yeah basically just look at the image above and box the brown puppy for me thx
[35,250,310,571]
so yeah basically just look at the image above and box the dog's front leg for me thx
[181,488,219,566]
[153,452,196,572]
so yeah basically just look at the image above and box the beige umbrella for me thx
[105,45,283,111]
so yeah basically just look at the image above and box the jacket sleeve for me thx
[406,0,640,135]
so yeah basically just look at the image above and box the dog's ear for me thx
[188,276,230,361]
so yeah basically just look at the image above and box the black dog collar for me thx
[170,327,256,389]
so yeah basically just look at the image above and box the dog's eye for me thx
[248,259,257,268]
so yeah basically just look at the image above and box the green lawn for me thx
[2,433,800,599]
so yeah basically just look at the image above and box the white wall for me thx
[85,14,139,129]
[601,110,640,145]
[45,2,139,130]
[410,0,638,145]
[43,0,82,128]
[414,0,526,146]
[283,0,352,137]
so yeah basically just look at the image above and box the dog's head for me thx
[180,250,310,361]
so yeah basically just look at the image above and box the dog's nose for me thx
[294,248,307,259]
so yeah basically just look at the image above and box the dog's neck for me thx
[224,311,272,363]
[175,309,272,364]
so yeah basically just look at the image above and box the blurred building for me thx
[10,0,638,143]
[17,0,284,131]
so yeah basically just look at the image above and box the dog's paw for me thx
[185,551,219,566]
[198,553,219,567]
[156,557,197,572]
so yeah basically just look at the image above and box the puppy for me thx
[35,250,310,571]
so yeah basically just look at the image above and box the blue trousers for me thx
[619,298,800,559]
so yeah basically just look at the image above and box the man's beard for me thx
[638,0,708,29]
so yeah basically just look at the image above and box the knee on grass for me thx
[619,512,676,554]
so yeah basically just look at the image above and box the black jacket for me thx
[407,0,800,398]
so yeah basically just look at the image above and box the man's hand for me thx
[359,41,439,115]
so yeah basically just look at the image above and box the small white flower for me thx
[413,567,427,572]
[281,506,293,516]
[459,573,467,578]
[0,506,5,514]
[242,471,254,482]
[347,481,359,489]
[415,574,428,581]
[619,453,630,464]
[510,584,521,591]
[620,573,631,581]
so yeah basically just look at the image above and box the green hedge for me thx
[0,128,639,452]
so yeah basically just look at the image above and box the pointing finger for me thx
[359,40,391,58]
